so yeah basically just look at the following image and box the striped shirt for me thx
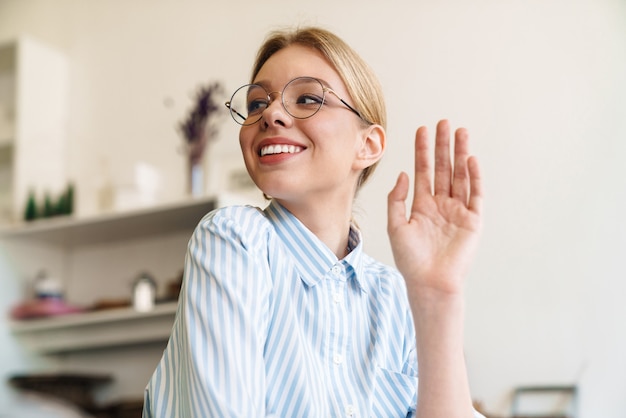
[143,200,483,417]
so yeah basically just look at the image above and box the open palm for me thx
[387,120,483,297]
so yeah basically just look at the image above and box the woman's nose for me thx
[261,92,292,128]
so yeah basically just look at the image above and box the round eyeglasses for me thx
[224,76,370,126]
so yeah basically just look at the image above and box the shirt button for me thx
[345,404,355,416]
[331,265,341,275]
[333,292,342,304]
[333,354,344,365]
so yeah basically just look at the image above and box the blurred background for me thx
[0,0,624,416]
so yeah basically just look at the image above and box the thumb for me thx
[387,172,409,233]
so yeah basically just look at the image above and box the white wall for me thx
[0,0,624,416]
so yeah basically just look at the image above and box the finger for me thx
[413,126,432,209]
[467,155,484,214]
[451,127,470,204]
[388,172,409,232]
[434,119,452,196]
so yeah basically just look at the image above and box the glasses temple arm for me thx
[326,89,371,124]
[225,102,247,122]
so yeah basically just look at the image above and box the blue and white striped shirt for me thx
[143,200,481,417]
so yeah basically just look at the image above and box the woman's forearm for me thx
[409,287,474,418]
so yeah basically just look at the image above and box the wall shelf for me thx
[10,302,178,354]
[0,195,217,246]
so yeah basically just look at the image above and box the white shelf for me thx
[0,195,217,246]
[10,302,178,354]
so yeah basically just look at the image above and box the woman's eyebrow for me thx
[251,77,335,90]
[252,79,271,89]
[315,78,333,88]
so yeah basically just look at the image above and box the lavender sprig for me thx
[179,81,224,143]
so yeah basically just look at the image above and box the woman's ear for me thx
[354,124,386,169]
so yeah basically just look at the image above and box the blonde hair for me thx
[251,27,386,189]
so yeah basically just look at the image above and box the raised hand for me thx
[387,119,483,298]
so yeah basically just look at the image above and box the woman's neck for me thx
[277,196,353,259]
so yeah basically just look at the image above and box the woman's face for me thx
[239,44,373,207]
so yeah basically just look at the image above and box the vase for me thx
[188,157,205,198]
[186,131,210,198]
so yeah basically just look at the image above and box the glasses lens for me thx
[227,77,326,125]
[283,77,325,119]
[228,84,268,125]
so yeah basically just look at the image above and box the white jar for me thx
[132,273,156,312]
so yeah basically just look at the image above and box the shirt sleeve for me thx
[143,207,275,417]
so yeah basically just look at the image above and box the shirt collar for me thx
[264,200,371,293]
[343,225,372,293]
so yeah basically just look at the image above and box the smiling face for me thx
[239,44,383,209]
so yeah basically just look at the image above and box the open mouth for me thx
[259,144,304,157]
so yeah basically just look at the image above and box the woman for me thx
[144,26,484,417]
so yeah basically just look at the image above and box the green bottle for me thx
[44,192,55,217]
[24,190,38,221]
[65,182,74,215]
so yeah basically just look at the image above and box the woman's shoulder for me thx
[195,204,272,244]
[201,204,269,228]
[205,203,266,220]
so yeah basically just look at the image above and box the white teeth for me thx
[260,144,303,156]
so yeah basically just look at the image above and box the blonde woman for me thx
[144,26,484,417]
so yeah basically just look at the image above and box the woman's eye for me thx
[247,99,268,114]
[296,94,324,106]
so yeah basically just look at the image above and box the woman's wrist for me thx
[407,284,466,354]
